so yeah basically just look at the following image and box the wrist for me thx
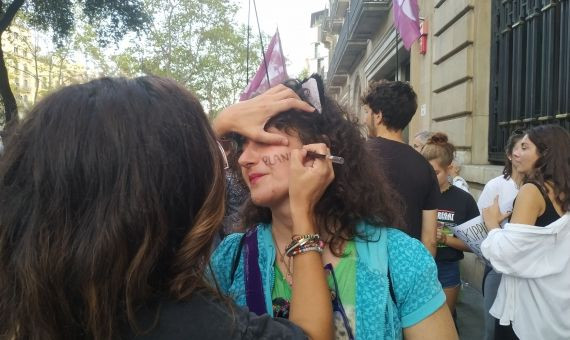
[213,107,236,136]
[290,214,318,234]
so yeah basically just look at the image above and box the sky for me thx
[235,0,328,77]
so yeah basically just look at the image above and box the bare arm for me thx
[483,184,544,229]
[421,209,438,256]
[287,144,335,340]
[444,236,471,252]
[510,183,545,225]
[403,305,458,340]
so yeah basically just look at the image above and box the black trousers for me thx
[495,320,519,340]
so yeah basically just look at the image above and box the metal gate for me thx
[489,0,569,162]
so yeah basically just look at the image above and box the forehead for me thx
[520,134,534,145]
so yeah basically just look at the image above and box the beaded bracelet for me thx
[290,245,324,257]
[285,234,320,255]
[287,240,325,257]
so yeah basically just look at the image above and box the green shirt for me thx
[272,241,357,339]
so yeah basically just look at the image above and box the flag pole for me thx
[253,0,271,87]
[246,0,251,87]
[395,30,399,81]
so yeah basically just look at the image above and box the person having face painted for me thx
[210,76,458,340]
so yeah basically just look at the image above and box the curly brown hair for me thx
[361,80,418,131]
[524,124,570,212]
[236,76,404,256]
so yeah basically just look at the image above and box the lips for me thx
[248,173,266,185]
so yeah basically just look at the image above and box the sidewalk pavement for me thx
[456,282,485,340]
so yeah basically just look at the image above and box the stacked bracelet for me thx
[285,234,324,257]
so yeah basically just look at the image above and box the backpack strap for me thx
[230,233,246,283]
[229,229,267,316]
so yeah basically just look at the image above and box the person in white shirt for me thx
[482,125,570,340]
[477,131,524,340]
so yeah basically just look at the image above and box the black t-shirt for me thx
[436,186,480,262]
[126,291,307,339]
[367,136,440,240]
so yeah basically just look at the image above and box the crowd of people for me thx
[0,74,568,340]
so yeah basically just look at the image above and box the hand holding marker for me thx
[306,151,345,165]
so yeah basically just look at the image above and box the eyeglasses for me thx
[511,129,525,136]
[216,141,229,170]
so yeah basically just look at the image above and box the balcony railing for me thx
[348,0,391,40]
[327,0,390,86]
[330,0,349,19]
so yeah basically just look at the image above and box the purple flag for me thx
[240,30,288,101]
[392,0,421,50]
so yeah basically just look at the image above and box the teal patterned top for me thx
[210,222,445,340]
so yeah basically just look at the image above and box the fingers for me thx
[501,211,512,221]
[302,143,329,155]
[273,97,315,114]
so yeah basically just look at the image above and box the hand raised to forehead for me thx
[213,84,315,146]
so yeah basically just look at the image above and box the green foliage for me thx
[24,0,148,45]
[297,67,310,80]
[0,0,148,123]
[112,0,264,116]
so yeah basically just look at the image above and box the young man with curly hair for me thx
[362,80,440,256]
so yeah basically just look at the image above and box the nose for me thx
[512,148,521,159]
[238,142,259,169]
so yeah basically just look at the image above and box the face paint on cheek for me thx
[262,152,292,167]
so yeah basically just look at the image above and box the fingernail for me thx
[282,138,289,146]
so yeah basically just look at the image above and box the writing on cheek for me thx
[261,152,291,167]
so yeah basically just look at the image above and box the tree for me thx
[112,0,264,117]
[0,0,148,125]
[297,67,310,80]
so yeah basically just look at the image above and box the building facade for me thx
[314,0,570,288]
[2,23,92,116]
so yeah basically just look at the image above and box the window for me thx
[13,46,18,55]
[489,0,570,162]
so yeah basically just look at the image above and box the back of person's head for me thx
[525,124,570,211]
[414,130,432,145]
[503,130,525,179]
[421,132,455,167]
[413,130,433,151]
[361,80,418,131]
[0,76,226,339]
[239,76,404,254]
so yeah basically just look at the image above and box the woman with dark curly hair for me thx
[482,124,570,340]
[210,76,457,340]
[0,76,332,339]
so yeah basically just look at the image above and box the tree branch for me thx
[0,0,25,33]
